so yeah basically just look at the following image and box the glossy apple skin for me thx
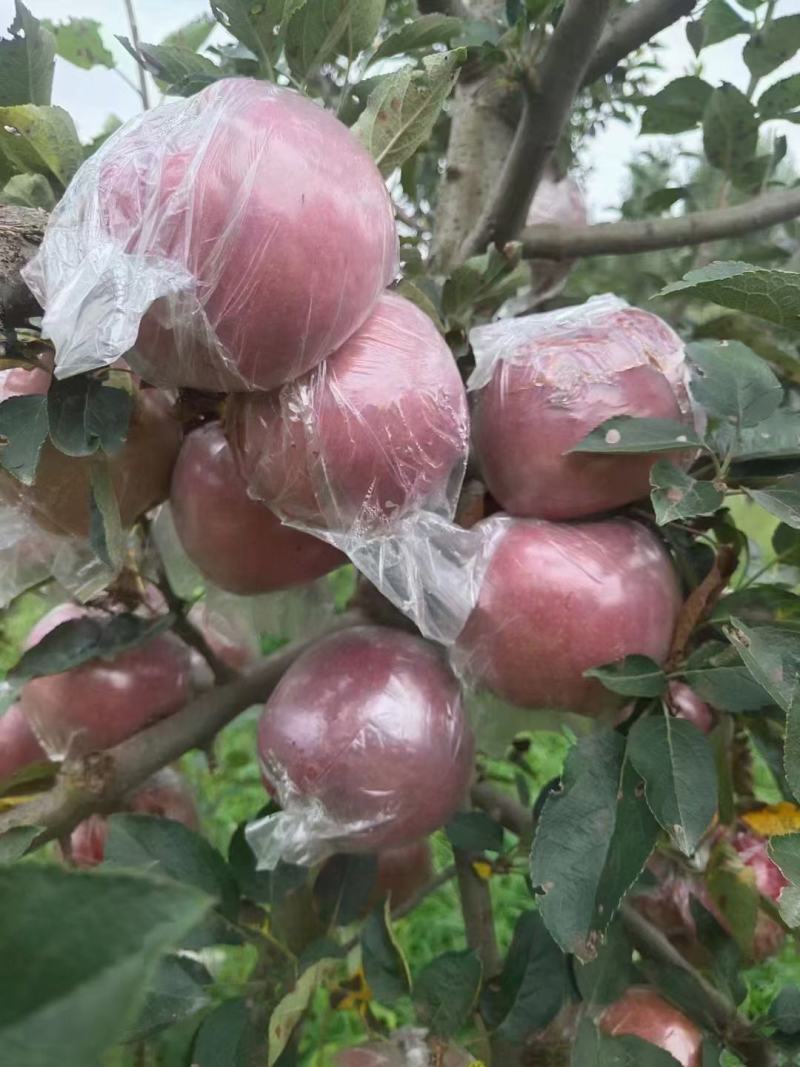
[471,305,694,520]
[0,703,48,786]
[0,367,181,538]
[258,626,474,853]
[228,292,469,533]
[170,422,344,595]
[600,988,702,1067]
[733,829,788,902]
[66,768,199,868]
[19,603,192,759]
[669,681,714,734]
[90,78,399,391]
[454,516,682,715]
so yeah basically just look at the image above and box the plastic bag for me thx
[247,626,474,868]
[333,1030,476,1066]
[23,77,398,392]
[527,169,588,299]
[469,294,699,520]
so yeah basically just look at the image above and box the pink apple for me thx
[732,829,788,903]
[600,987,702,1067]
[527,170,588,297]
[228,292,469,533]
[669,682,714,734]
[0,703,48,787]
[454,516,682,715]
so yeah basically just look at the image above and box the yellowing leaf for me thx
[743,802,800,837]
[472,859,493,881]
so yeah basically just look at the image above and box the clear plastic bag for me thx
[247,626,474,868]
[469,294,699,520]
[527,169,588,300]
[23,77,399,392]
[333,1029,476,1066]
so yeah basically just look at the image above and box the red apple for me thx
[454,516,682,715]
[470,300,695,520]
[186,599,259,673]
[600,987,702,1067]
[66,767,199,868]
[257,626,474,858]
[668,681,714,734]
[0,367,181,538]
[0,703,48,787]
[170,422,344,595]
[527,170,588,298]
[19,602,192,758]
[32,78,398,392]
[732,829,788,902]
[228,292,469,534]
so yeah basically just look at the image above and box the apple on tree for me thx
[0,703,49,789]
[599,987,702,1067]
[527,168,588,299]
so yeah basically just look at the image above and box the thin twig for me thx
[122,0,151,109]
[155,575,236,686]
[454,847,501,977]
[583,0,698,85]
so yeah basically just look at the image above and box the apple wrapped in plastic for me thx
[64,768,199,868]
[527,170,588,298]
[600,987,702,1067]
[0,366,181,539]
[334,1031,474,1066]
[250,626,474,866]
[469,295,696,520]
[454,516,681,715]
[25,78,398,392]
[0,703,49,789]
[170,422,344,595]
[228,292,469,536]
[18,603,192,759]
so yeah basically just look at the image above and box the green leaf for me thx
[574,1024,687,1066]
[642,186,690,213]
[210,0,287,66]
[0,824,41,863]
[0,2,55,106]
[0,394,48,484]
[446,810,505,853]
[1,171,54,208]
[361,898,412,1003]
[89,458,124,570]
[574,920,637,1008]
[708,848,758,955]
[130,956,210,1041]
[686,19,706,56]
[584,655,666,698]
[758,73,800,119]
[640,76,713,135]
[285,0,385,77]
[8,612,173,683]
[353,49,464,176]
[718,409,800,465]
[774,521,800,563]
[746,476,800,529]
[160,15,216,52]
[47,376,134,457]
[627,713,718,855]
[45,17,114,70]
[769,985,800,1035]
[413,949,482,1037]
[0,103,82,187]
[710,584,800,628]
[744,15,800,79]
[682,641,773,712]
[702,0,750,46]
[193,998,254,1067]
[118,37,220,96]
[569,416,702,455]
[770,832,800,884]
[442,243,528,329]
[0,864,209,1067]
[703,83,758,177]
[687,339,783,426]
[268,959,338,1065]
[650,462,724,525]
[371,13,464,61]
[313,853,377,926]
[657,261,800,330]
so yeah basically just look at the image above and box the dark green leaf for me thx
[371,14,464,61]
[642,186,689,212]
[227,820,307,906]
[313,853,377,926]
[118,37,220,96]
[774,522,800,563]
[45,17,114,69]
[353,49,464,176]
[744,15,800,79]
[585,655,666,698]
[130,956,210,1041]
[710,584,800,628]
[442,242,528,329]
[769,985,800,1035]
[718,409,800,467]
[682,641,773,712]
[574,920,637,1007]
[658,261,800,329]
[210,0,287,65]
[88,458,124,570]
[8,611,173,683]
[650,461,724,525]
[361,898,412,1003]
[703,83,758,177]
[0,394,48,484]
[47,376,134,457]
[707,846,758,955]
[160,15,215,52]
[414,949,482,1037]
[770,832,800,884]
[758,73,800,119]
[702,0,750,46]
[686,19,705,56]
[687,339,783,426]
[0,824,41,863]
[569,416,702,455]
[446,810,505,853]
[746,476,800,529]
[286,0,385,77]
[268,959,338,1065]
[193,998,254,1067]
[0,864,209,1067]
[0,103,82,186]
[640,76,713,134]
[627,713,718,855]
[1,171,55,208]
[0,2,55,106]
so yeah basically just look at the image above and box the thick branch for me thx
[583,0,698,85]
[521,186,800,260]
[459,0,611,260]
[0,206,45,330]
[0,611,362,850]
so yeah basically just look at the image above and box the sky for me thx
[2,0,800,219]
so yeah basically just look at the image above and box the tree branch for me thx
[123,0,151,109]
[583,0,698,85]
[0,206,45,331]
[459,0,612,260]
[0,611,363,851]
[521,186,800,260]
[454,846,502,977]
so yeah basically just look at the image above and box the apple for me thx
[228,292,469,533]
[470,300,695,520]
[0,366,181,538]
[257,626,474,857]
[19,602,192,759]
[170,422,344,595]
[669,681,714,734]
[0,703,48,787]
[527,170,588,298]
[732,829,788,902]
[65,767,199,868]
[454,516,682,715]
[600,987,702,1067]
[41,77,398,392]
[334,1036,474,1066]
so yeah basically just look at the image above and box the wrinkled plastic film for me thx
[527,171,588,300]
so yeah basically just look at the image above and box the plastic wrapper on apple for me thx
[22,77,399,392]
[333,1028,476,1066]
[526,170,588,300]
[469,294,702,521]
